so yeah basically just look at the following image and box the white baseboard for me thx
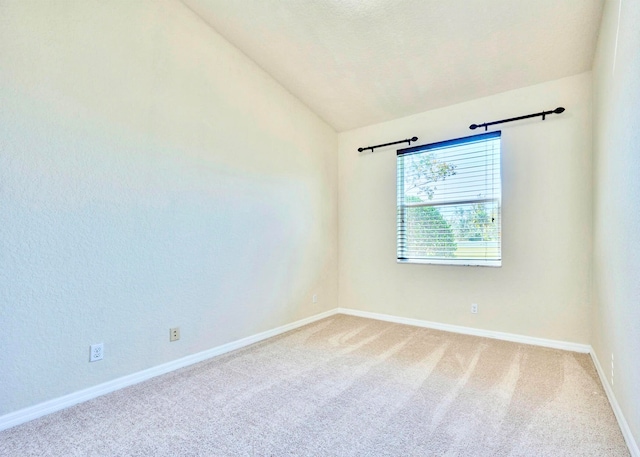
[0,308,340,432]
[3,306,637,457]
[337,308,591,353]
[589,349,640,457]
[339,307,638,456]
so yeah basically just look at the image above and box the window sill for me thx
[397,259,502,267]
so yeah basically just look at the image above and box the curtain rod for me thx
[358,136,418,153]
[470,107,565,131]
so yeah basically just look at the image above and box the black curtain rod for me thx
[470,107,565,131]
[358,136,418,153]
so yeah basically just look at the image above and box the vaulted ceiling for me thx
[182,0,604,132]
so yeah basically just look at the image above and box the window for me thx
[397,131,501,266]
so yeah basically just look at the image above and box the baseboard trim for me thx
[4,306,637,457]
[338,308,637,456]
[337,308,591,353]
[589,349,640,457]
[0,308,340,432]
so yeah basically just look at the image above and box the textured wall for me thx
[338,73,593,344]
[592,0,640,445]
[0,0,337,415]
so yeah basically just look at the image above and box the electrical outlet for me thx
[471,303,478,314]
[312,294,318,304]
[170,327,180,342]
[90,343,104,362]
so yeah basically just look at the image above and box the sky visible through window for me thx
[403,141,501,205]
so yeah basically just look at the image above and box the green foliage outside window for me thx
[404,196,457,258]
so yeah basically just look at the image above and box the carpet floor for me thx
[0,315,630,456]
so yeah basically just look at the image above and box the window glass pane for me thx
[397,132,501,265]
[398,202,501,261]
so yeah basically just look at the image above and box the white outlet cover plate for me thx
[90,343,104,362]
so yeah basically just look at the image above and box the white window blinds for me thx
[397,131,502,266]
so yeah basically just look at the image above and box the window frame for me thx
[396,131,502,267]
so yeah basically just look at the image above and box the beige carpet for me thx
[0,315,630,456]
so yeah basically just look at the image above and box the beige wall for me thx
[338,73,592,344]
[0,1,337,415]
[3,1,638,444]
[592,0,640,444]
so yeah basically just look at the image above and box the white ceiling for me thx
[182,0,604,132]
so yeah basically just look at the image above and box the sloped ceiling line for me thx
[183,0,604,132]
